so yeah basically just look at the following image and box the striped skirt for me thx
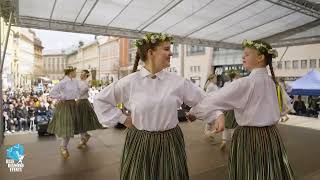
[229,125,295,180]
[224,110,238,129]
[47,100,78,138]
[120,126,189,180]
[75,99,103,134]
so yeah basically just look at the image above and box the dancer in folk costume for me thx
[189,40,295,180]
[203,74,219,139]
[47,66,79,160]
[93,33,224,180]
[76,70,103,149]
[220,70,240,150]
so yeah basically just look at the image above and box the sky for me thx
[33,29,96,51]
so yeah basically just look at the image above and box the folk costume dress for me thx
[76,80,103,134]
[94,67,218,180]
[47,76,80,138]
[190,68,295,180]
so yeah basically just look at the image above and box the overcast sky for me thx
[33,29,96,51]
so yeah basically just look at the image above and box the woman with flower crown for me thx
[47,66,80,160]
[188,40,295,180]
[76,69,103,149]
[93,33,224,180]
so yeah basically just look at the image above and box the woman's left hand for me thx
[186,112,197,122]
[214,114,225,133]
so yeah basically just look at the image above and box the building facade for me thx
[273,44,320,80]
[43,50,67,81]
[99,37,120,83]
[33,37,44,79]
[65,37,127,84]
[18,29,36,87]
[169,44,213,88]
[1,19,40,89]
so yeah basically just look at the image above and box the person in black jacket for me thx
[7,104,18,132]
[17,103,29,131]
[293,95,307,116]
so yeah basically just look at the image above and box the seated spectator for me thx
[293,95,307,116]
[17,103,29,131]
[307,96,320,117]
[7,104,18,132]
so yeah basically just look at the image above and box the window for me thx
[285,61,291,69]
[310,59,316,68]
[301,60,307,69]
[197,66,200,72]
[186,45,205,56]
[277,61,282,69]
[292,60,299,69]
[172,44,179,57]
[190,66,193,72]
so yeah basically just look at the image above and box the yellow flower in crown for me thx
[134,32,173,48]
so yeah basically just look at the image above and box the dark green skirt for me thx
[120,126,189,180]
[229,125,295,180]
[224,110,238,129]
[47,100,78,138]
[75,99,103,134]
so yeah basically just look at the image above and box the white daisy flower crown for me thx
[242,39,278,58]
[134,33,173,48]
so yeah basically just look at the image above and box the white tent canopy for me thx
[2,0,320,48]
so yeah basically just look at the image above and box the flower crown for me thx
[242,40,278,58]
[134,33,173,48]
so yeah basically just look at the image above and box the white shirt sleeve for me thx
[281,86,293,111]
[93,81,128,126]
[182,79,206,107]
[49,81,65,100]
[183,79,223,122]
[190,78,252,123]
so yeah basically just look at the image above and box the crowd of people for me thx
[2,87,55,133]
[292,95,320,117]
[2,85,103,134]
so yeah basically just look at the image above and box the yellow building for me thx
[1,18,40,89]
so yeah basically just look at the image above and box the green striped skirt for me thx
[224,110,238,129]
[229,125,295,180]
[75,99,103,134]
[47,100,78,138]
[120,126,189,180]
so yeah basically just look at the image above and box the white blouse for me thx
[206,83,219,93]
[190,68,283,127]
[49,76,79,100]
[93,67,219,131]
[78,80,90,99]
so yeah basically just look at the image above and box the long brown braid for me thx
[132,51,140,73]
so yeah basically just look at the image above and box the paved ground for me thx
[1,116,320,180]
